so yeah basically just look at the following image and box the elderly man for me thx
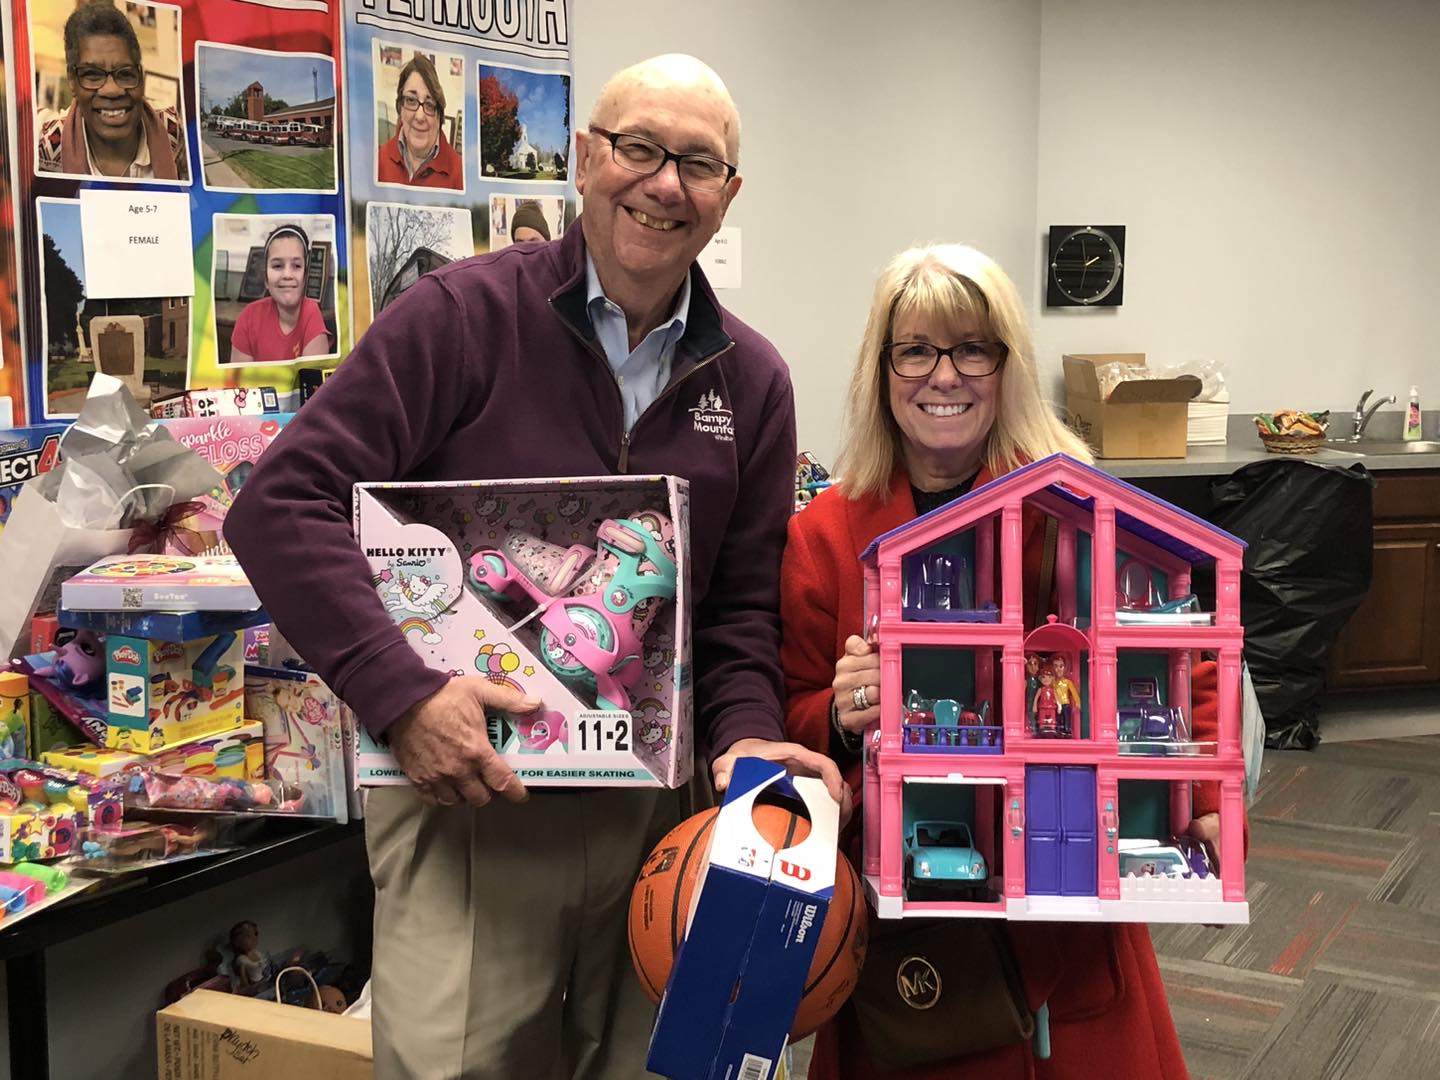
[225,54,843,1079]
[37,3,187,180]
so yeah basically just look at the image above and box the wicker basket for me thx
[1259,431,1326,455]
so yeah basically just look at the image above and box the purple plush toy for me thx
[33,629,106,694]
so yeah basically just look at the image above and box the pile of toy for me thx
[0,380,360,933]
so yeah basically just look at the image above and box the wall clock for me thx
[1046,225,1125,307]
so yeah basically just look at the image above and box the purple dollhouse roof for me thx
[859,453,1246,565]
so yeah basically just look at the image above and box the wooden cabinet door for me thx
[1328,520,1440,687]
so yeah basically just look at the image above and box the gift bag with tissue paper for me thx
[0,375,223,658]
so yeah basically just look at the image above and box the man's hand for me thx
[387,676,540,807]
[712,737,854,826]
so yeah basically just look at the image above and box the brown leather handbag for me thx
[848,917,1034,1070]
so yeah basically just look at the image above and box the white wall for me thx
[573,0,1044,464]
[583,1,1440,454]
[1032,0,1438,418]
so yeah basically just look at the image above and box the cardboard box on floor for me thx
[1063,353,1202,458]
[157,990,372,1080]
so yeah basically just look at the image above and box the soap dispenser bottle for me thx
[1404,386,1422,441]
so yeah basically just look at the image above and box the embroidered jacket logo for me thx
[689,389,734,442]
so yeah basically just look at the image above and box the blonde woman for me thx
[782,244,1219,1079]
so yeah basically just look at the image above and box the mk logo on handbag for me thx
[895,955,941,1010]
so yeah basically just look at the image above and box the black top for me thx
[911,469,981,516]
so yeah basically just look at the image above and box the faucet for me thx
[1352,389,1396,440]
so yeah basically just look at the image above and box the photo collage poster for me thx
[0,13,23,425]
[11,0,348,421]
[343,0,575,336]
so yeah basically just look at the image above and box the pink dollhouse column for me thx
[879,642,903,754]
[1003,776,1026,899]
[1098,777,1120,900]
[1001,504,1023,624]
[1219,778,1245,901]
[1092,645,1118,741]
[1170,648,1192,729]
[1216,561,1242,627]
[879,773,905,898]
[1002,644,1024,742]
[1218,647,1241,755]
[1092,499,1117,625]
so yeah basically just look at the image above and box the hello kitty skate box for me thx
[352,475,692,788]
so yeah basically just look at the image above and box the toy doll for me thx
[317,984,348,1013]
[1032,664,1060,737]
[1052,654,1081,737]
[1024,653,1042,731]
[229,920,271,990]
[32,629,105,697]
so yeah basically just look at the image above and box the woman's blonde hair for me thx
[835,243,1092,500]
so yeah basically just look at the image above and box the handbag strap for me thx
[274,964,322,1009]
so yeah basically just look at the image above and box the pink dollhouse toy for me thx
[860,454,1249,925]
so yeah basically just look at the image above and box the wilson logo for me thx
[689,389,734,442]
[794,903,819,943]
[778,859,811,881]
[111,645,142,666]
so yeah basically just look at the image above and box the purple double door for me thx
[1024,765,1098,896]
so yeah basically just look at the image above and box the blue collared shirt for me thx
[585,254,690,432]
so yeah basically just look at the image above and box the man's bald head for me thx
[589,53,741,162]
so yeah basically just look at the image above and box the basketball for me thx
[628,802,868,1039]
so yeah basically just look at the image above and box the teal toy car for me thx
[904,820,988,900]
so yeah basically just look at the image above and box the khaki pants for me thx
[366,784,686,1080]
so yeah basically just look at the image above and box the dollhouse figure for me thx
[1032,665,1060,737]
[228,920,271,991]
[1052,654,1081,737]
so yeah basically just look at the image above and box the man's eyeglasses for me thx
[589,126,736,192]
[71,64,142,91]
[884,340,1008,380]
[400,94,440,117]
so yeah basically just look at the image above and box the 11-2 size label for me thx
[574,711,632,753]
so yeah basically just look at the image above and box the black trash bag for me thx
[1196,459,1375,750]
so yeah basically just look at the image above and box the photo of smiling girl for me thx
[228,224,329,364]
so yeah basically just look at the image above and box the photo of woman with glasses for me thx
[35,3,188,181]
[377,52,462,190]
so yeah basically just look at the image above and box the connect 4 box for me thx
[647,759,839,1080]
[352,476,692,789]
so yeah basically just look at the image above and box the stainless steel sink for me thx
[1338,440,1440,455]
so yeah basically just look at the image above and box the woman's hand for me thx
[832,634,881,734]
[1188,811,1221,873]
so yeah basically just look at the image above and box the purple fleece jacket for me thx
[224,220,797,759]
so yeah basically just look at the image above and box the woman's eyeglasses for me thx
[401,94,440,117]
[884,340,1007,380]
[72,64,142,91]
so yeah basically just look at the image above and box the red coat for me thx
[376,131,463,189]
[781,468,1228,1080]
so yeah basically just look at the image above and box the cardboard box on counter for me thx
[157,990,372,1080]
[1063,353,1201,459]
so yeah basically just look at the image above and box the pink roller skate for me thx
[467,512,677,711]
[468,530,595,606]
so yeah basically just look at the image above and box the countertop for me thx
[1099,413,1440,478]
[1101,441,1440,478]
